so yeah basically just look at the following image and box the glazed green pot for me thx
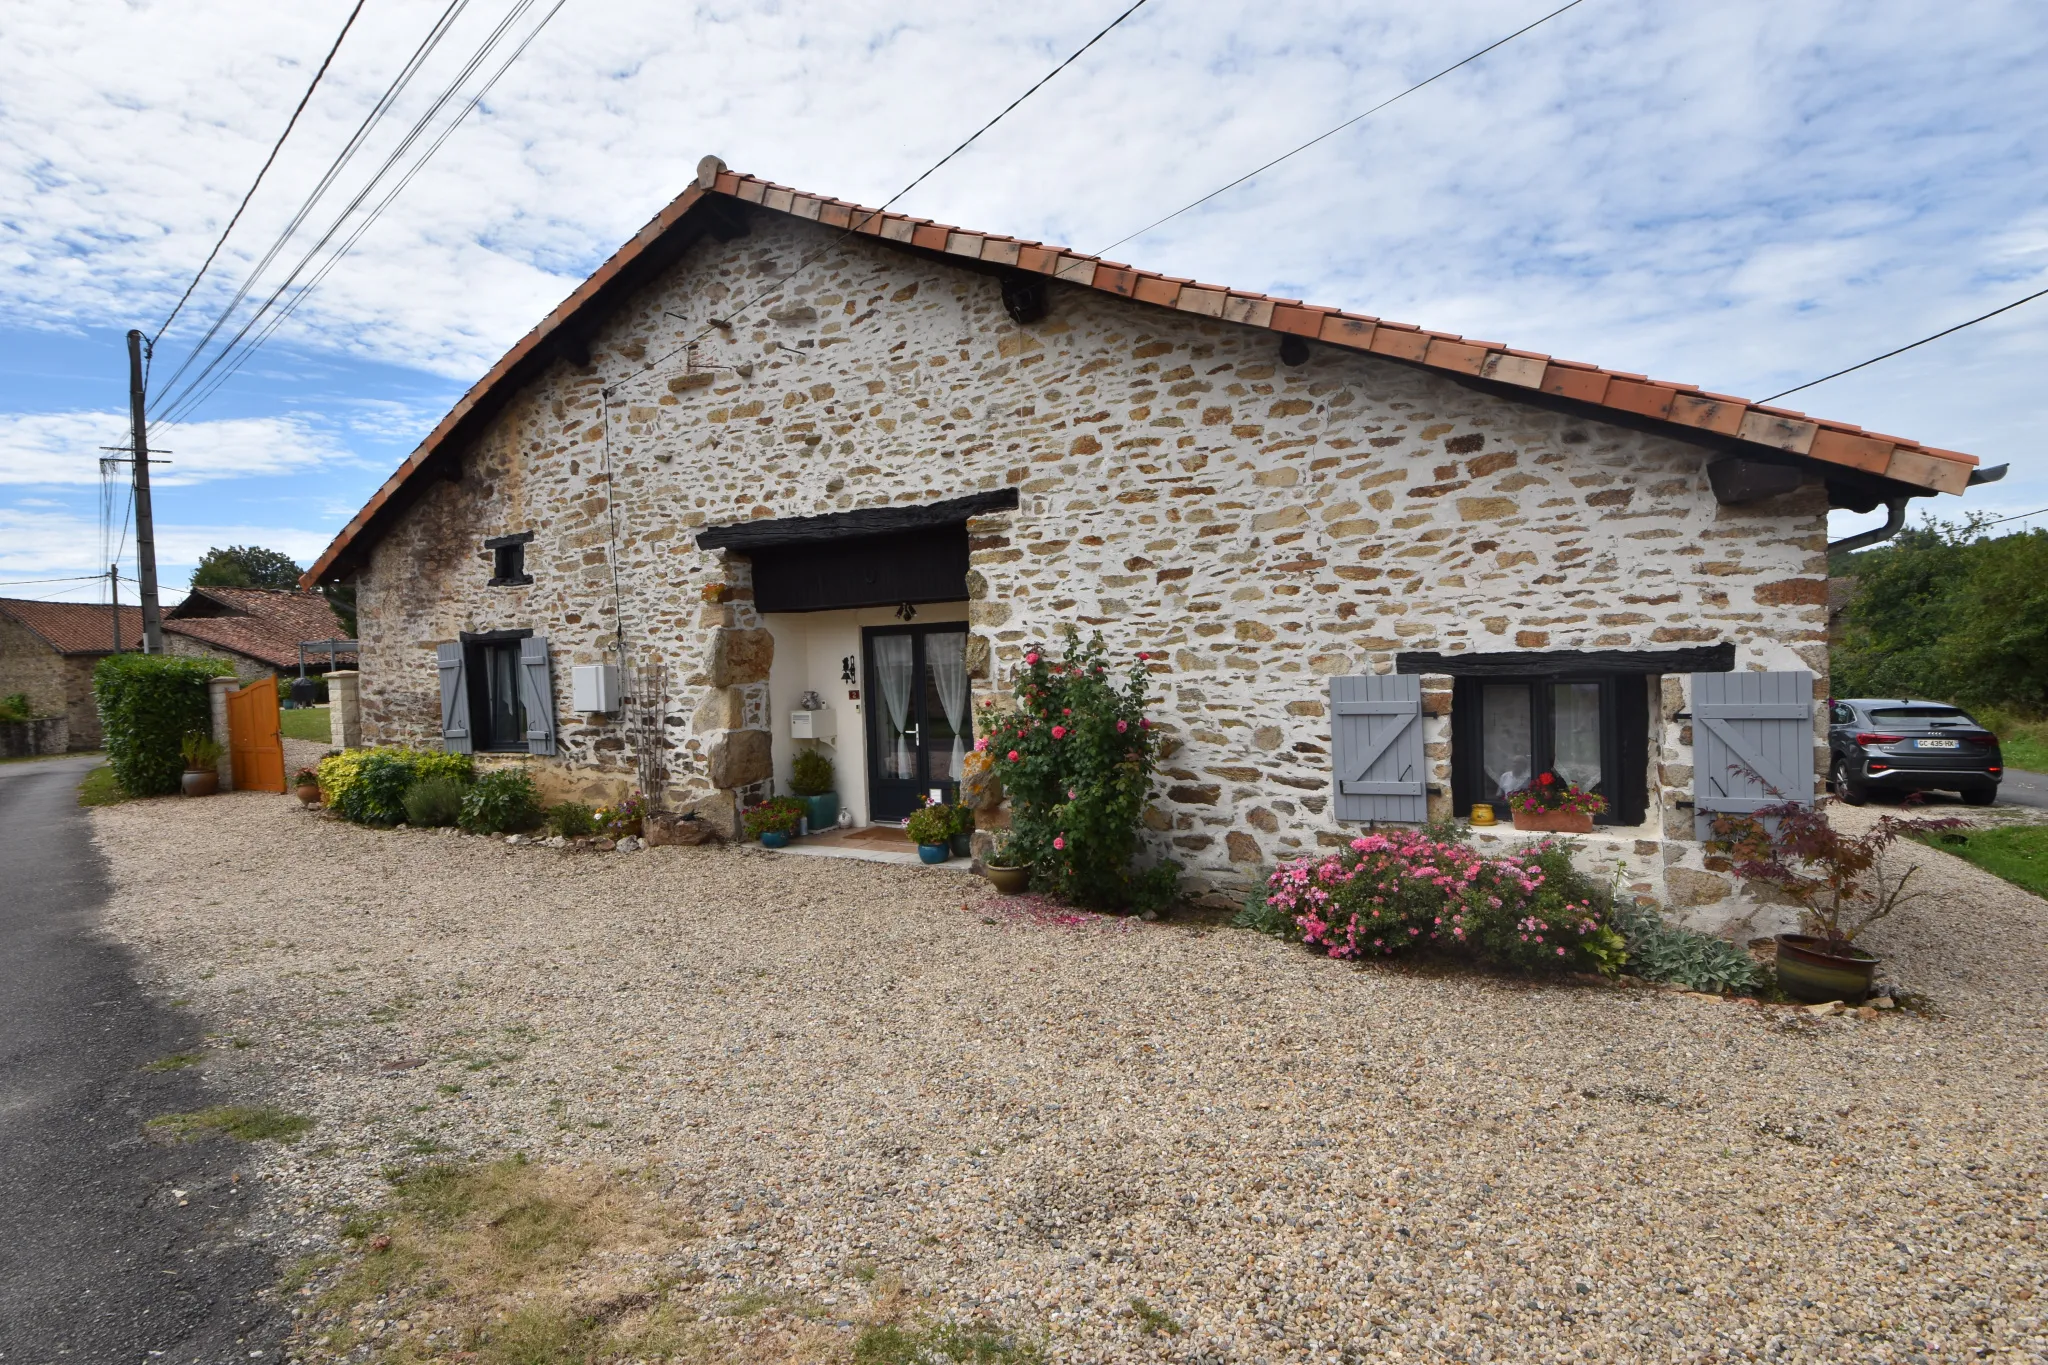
[984,864,1029,895]
[1775,933,1877,1005]
[804,793,839,830]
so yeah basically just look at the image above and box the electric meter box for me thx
[571,664,621,712]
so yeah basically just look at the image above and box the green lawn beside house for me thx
[279,706,331,743]
[1918,824,2048,900]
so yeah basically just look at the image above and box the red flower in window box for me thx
[1507,770,1605,833]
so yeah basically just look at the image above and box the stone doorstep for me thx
[768,841,976,869]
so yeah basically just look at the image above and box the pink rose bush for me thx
[1262,830,1625,976]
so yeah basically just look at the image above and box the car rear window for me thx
[1867,706,1971,722]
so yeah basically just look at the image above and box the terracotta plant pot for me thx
[984,864,1029,895]
[1511,808,1593,834]
[296,784,321,806]
[1774,933,1878,1005]
[182,769,219,798]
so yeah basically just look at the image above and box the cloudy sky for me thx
[3,0,2043,605]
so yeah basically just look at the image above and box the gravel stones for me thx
[90,794,2048,1363]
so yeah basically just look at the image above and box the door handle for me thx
[904,724,921,743]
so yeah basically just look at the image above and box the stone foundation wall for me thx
[356,211,1827,915]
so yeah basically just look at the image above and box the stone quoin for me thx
[304,157,1983,926]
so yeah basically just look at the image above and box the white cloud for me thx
[0,411,356,486]
[0,506,333,591]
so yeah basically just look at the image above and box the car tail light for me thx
[1989,765,2003,775]
[1855,733,1903,746]
[1868,761,1891,771]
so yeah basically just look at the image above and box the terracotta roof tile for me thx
[145,588,350,671]
[302,159,1985,586]
[0,598,141,655]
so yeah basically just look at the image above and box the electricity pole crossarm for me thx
[126,329,164,654]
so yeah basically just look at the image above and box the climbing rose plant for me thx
[1264,830,1626,975]
[975,629,1179,913]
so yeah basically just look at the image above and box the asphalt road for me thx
[0,757,286,1365]
[1998,767,2048,810]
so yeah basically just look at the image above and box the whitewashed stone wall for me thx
[355,211,1828,914]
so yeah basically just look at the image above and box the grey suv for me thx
[1826,699,2002,806]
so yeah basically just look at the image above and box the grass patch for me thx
[77,764,127,806]
[141,1052,204,1072]
[279,705,331,743]
[1126,1297,1183,1336]
[292,1158,1038,1365]
[147,1105,313,1144]
[1917,823,2048,899]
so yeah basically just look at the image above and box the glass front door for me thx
[864,624,972,822]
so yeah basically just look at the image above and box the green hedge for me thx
[93,654,221,795]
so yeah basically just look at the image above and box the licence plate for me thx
[1915,738,1960,750]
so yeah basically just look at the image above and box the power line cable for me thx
[0,575,109,588]
[152,0,367,345]
[160,0,569,427]
[1762,284,2048,404]
[148,0,473,415]
[1093,0,1590,257]
[614,0,1158,395]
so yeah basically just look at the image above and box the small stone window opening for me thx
[485,531,534,587]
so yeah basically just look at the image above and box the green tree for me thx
[1941,530,2048,710]
[191,545,303,590]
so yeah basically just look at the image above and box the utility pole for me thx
[126,329,163,654]
[109,564,121,653]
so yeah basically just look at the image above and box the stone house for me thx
[0,599,142,749]
[305,157,1983,924]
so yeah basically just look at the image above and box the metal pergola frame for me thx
[297,638,360,678]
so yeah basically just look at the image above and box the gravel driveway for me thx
[91,795,2048,1363]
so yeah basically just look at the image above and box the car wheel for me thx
[1963,784,1998,807]
[1831,757,1868,806]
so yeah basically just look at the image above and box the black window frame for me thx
[460,628,532,752]
[1449,672,1649,827]
[485,531,534,587]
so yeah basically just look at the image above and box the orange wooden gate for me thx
[226,675,286,792]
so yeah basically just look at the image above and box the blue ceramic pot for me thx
[760,831,790,849]
[917,843,950,865]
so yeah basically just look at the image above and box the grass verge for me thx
[1916,824,2048,900]
[291,1158,1042,1365]
[280,705,332,743]
[78,764,127,806]
[147,1105,314,1143]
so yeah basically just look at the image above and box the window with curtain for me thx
[1450,673,1649,825]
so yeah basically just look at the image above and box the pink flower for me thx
[1139,718,1151,730]
[1006,750,1020,762]
[1051,725,1067,739]
[1053,835,1066,850]
[1136,651,1150,660]
[1025,652,1040,664]
[1557,947,1567,956]
[1116,720,1128,733]
[1062,708,1072,716]
[974,737,988,752]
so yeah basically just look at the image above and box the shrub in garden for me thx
[1263,830,1625,975]
[974,629,1178,913]
[93,654,220,795]
[904,800,954,848]
[459,768,543,834]
[788,747,834,798]
[594,794,644,839]
[1613,906,1762,994]
[317,747,472,815]
[0,692,33,722]
[546,801,598,838]
[180,731,223,771]
[402,775,467,828]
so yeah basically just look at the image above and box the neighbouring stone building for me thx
[0,599,143,749]
[306,157,1985,926]
[135,586,354,684]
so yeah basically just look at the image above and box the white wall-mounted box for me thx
[790,708,837,740]
[571,664,621,712]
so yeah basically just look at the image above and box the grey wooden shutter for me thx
[1331,673,1426,823]
[1690,670,1814,837]
[435,642,472,754]
[519,636,557,756]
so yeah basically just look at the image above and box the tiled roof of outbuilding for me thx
[305,157,1981,586]
[0,598,141,656]
[145,587,352,671]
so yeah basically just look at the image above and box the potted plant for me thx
[1714,798,1962,1004]
[1508,771,1604,833]
[947,801,975,858]
[905,800,955,864]
[983,834,1030,895]
[180,732,222,797]
[743,796,806,848]
[789,748,838,832]
[293,767,322,806]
